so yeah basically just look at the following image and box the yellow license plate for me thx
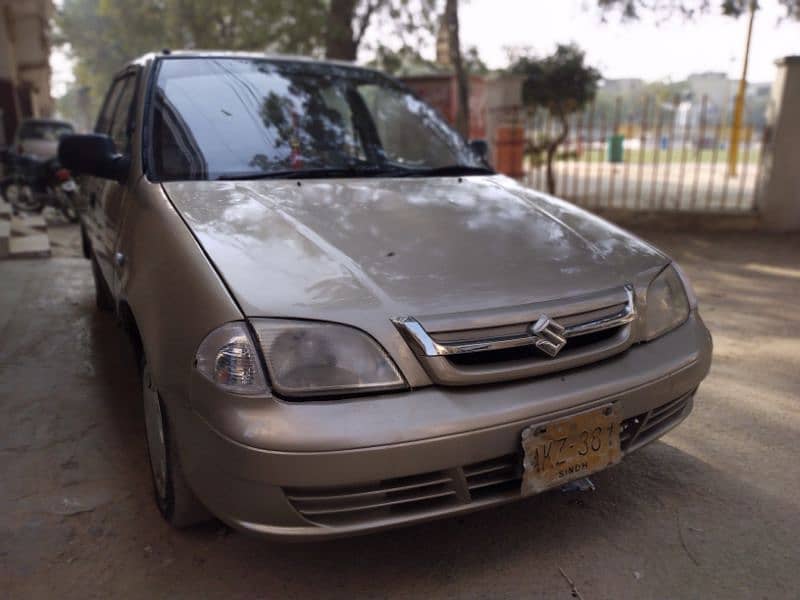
[521,405,622,495]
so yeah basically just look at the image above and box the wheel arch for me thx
[117,299,144,370]
[80,224,92,259]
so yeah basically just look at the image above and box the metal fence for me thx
[519,95,764,213]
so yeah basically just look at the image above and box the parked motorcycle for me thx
[0,152,80,222]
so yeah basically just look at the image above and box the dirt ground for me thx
[1,222,798,599]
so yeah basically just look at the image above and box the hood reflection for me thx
[163,175,666,319]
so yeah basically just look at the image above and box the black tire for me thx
[57,189,79,223]
[91,257,114,311]
[1,177,42,212]
[80,226,91,259]
[142,359,210,528]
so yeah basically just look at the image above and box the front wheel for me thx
[1,178,42,212]
[55,188,79,222]
[142,359,210,528]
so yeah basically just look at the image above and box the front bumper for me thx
[174,312,712,540]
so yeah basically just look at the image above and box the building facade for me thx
[0,0,53,147]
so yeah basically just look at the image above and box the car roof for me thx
[130,50,384,77]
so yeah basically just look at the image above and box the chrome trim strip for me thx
[393,286,636,358]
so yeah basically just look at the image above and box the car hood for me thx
[162,175,668,323]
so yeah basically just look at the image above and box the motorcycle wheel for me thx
[57,189,79,223]
[1,178,42,212]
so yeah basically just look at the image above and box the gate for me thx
[519,94,764,213]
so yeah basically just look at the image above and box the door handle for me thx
[114,252,126,267]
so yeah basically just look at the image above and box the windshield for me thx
[18,121,74,141]
[148,57,486,181]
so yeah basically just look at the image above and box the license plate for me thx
[521,404,622,495]
[61,180,77,192]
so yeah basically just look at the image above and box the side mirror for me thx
[469,139,490,165]
[58,134,129,182]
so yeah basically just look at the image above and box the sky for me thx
[50,0,800,97]
[453,0,800,83]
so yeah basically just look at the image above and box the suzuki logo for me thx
[529,315,567,357]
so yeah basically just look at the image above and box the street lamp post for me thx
[727,0,757,177]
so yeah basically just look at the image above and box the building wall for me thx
[685,72,735,126]
[0,0,53,146]
[756,56,800,231]
[399,74,489,140]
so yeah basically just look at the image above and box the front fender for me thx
[116,178,242,409]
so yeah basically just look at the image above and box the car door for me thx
[85,69,140,297]
[83,77,124,284]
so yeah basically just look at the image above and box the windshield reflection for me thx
[149,58,482,181]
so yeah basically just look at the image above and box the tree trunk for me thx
[545,111,570,195]
[326,0,359,60]
[445,0,469,138]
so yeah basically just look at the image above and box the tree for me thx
[321,0,471,137]
[463,46,489,75]
[55,0,442,125]
[55,0,327,121]
[511,44,601,195]
[593,79,689,126]
[444,0,469,137]
[597,0,800,20]
[366,46,443,75]
[324,0,439,61]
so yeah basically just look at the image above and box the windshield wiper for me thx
[216,164,494,181]
[217,165,408,181]
[386,165,495,178]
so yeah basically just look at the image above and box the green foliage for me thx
[510,44,601,194]
[511,44,601,117]
[367,44,485,76]
[367,46,442,75]
[463,46,489,74]
[55,0,442,125]
[55,0,327,122]
[597,0,799,20]
[594,80,689,124]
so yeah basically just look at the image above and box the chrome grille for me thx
[431,302,627,345]
[393,286,637,386]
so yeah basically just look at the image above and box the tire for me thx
[91,257,114,311]
[1,178,42,212]
[57,189,79,223]
[80,226,91,259]
[142,359,210,528]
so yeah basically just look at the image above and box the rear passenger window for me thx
[95,80,123,134]
[109,76,137,153]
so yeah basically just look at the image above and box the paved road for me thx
[2,223,799,599]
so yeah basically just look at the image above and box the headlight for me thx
[251,319,406,398]
[642,265,691,341]
[195,322,268,395]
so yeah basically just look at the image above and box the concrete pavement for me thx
[1,224,799,599]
